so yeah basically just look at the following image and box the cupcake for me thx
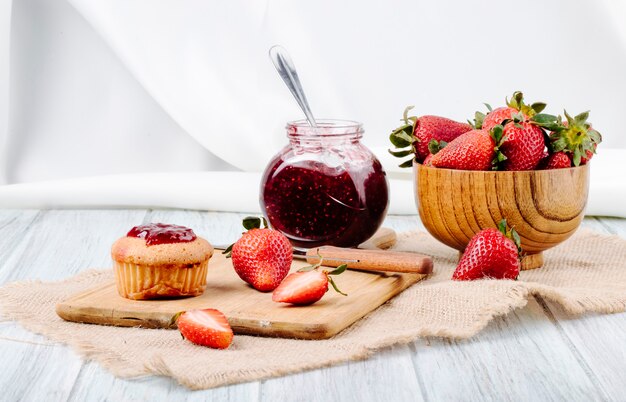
[111,223,213,300]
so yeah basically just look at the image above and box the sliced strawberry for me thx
[272,270,328,305]
[176,309,233,349]
[273,263,347,305]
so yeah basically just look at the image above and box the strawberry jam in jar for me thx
[261,120,389,249]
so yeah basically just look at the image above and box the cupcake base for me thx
[114,261,209,300]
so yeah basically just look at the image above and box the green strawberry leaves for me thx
[428,139,447,155]
[223,216,270,257]
[388,106,418,168]
[298,255,348,296]
[242,216,268,230]
[490,125,508,170]
[533,109,602,166]
[497,219,522,256]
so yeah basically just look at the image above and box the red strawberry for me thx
[430,129,495,170]
[273,263,347,305]
[475,91,546,131]
[389,106,471,166]
[540,151,572,169]
[452,219,521,281]
[482,107,519,131]
[412,116,471,163]
[226,217,292,292]
[499,120,546,170]
[176,309,233,349]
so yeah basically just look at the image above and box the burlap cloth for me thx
[1,229,625,390]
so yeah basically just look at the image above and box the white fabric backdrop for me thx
[0,0,625,216]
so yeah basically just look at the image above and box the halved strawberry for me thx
[272,262,347,305]
[175,309,234,349]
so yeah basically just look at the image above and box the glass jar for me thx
[260,119,389,249]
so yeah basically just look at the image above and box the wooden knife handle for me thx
[305,246,433,275]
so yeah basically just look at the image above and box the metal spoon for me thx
[268,45,318,128]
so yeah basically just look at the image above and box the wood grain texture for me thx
[261,345,425,402]
[56,250,426,339]
[0,209,147,402]
[414,163,589,269]
[1,209,624,402]
[306,246,433,274]
[411,299,604,401]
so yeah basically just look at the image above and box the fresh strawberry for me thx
[475,91,546,131]
[225,217,292,292]
[175,309,233,349]
[422,153,434,167]
[452,219,521,281]
[498,118,546,170]
[532,110,602,166]
[389,106,471,166]
[540,151,572,169]
[430,129,495,170]
[272,261,347,305]
[482,106,519,131]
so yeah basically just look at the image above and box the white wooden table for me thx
[0,209,624,402]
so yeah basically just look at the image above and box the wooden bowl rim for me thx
[413,161,589,175]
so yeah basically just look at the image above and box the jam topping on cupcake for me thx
[127,223,196,246]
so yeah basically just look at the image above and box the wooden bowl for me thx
[414,163,590,270]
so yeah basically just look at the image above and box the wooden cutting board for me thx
[56,228,428,339]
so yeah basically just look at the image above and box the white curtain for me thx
[1,0,625,215]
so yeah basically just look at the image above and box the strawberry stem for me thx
[327,275,347,296]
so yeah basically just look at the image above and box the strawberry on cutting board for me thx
[273,261,347,306]
[452,219,521,281]
[388,106,471,166]
[225,216,293,292]
[176,309,234,349]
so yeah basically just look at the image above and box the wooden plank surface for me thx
[0,210,624,401]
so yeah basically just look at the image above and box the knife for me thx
[213,244,433,276]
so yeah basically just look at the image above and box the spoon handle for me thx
[268,45,318,128]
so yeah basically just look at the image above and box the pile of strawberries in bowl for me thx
[388,91,601,282]
[388,91,602,171]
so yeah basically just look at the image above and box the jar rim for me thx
[286,119,363,138]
